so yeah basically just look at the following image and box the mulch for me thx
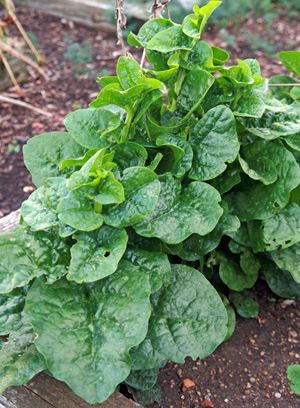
[0,5,300,408]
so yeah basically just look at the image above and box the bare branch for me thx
[149,0,172,19]
[0,48,23,95]
[113,0,130,57]
[268,83,300,87]
[0,94,53,117]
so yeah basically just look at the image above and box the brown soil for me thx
[0,5,300,408]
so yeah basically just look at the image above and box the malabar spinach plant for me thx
[1,2,300,404]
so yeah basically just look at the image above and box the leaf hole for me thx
[104,251,110,258]
[285,240,291,245]
[274,202,280,208]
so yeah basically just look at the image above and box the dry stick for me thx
[0,94,52,117]
[268,83,300,87]
[0,40,48,80]
[4,0,44,64]
[0,48,23,95]
[113,0,127,57]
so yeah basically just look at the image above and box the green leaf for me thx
[0,292,25,335]
[262,258,300,300]
[233,91,265,118]
[229,290,259,318]
[131,264,227,370]
[220,294,236,342]
[24,262,151,404]
[268,75,297,101]
[0,228,70,294]
[176,69,214,115]
[226,140,300,221]
[270,242,300,284]
[284,134,300,152]
[103,167,160,228]
[67,227,128,283]
[128,383,161,406]
[125,366,160,391]
[288,365,300,395]
[0,324,46,394]
[277,51,300,78]
[23,132,85,188]
[135,174,222,245]
[179,201,240,260]
[127,19,174,48]
[182,14,201,39]
[239,103,300,139]
[217,252,258,291]
[193,1,222,35]
[147,26,194,53]
[60,148,100,170]
[123,248,171,293]
[156,134,193,177]
[211,46,229,66]
[58,186,104,231]
[189,105,239,181]
[209,164,241,194]
[64,108,121,149]
[111,142,148,171]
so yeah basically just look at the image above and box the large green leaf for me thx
[0,228,70,294]
[23,132,85,188]
[277,51,300,78]
[131,264,227,370]
[103,167,160,228]
[270,242,300,284]
[147,26,194,53]
[228,290,259,318]
[127,19,174,48]
[262,258,300,300]
[67,227,128,283]
[189,105,239,181]
[111,142,148,171]
[58,186,103,231]
[24,261,151,404]
[233,91,265,118]
[239,103,300,139]
[0,292,25,335]
[135,173,222,245]
[0,324,46,393]
[287,365,300,395]
[123,248,171,293]
[226,140,300,221]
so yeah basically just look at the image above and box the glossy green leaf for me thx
[229,290,259,318]
[220,294,236,342]
[211,46,229,65]
[240,103,300,139]
[135,174,222,245]
[60,149,99,170]
[111,142,148,171]
[0,228,70,294]
[209,164,241,194]
[233,91,265,118]
[189,105,239,181]
[67,227,128,283]
[131,264,227,370]
[127,19,174,48]
[23,132,85,188]
[123,248,171,293]
[288,365,300,395]
[268,75,297,101]
[277,51,300,78]
[128,383,161,406]
[226,140,300,221]
[58,186,103,231]
[284,134,300,152]
[156,134,193,177]
[262,258,300,300]
[193,1,222,35]
[270,242,300,284]
[147,26,194,53]
[238,153,277,186]
[103,167,160,228]
[24,261,151,404]
[125,366,159,391]
[0,324,46,393]
[0,292,25,335]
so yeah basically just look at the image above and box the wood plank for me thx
[0,211,143,407]
[14,0,147,32]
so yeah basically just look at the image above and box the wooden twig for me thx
[268,83,300,87]
[0,94,52,117]
[4,0,44,64]
[149,0,172,19]
[113,0,127,57]
[0,40,48,79]
[140,49,146,68]
[0,48,23,95]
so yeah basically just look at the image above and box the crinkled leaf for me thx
[147,26,193,53]
[64,108,121,149]
[226,140,300,221]
[270,242,300,284]
[277,51,300,78]
[0,324,46,393]
[156,133,193,177]
[133,89,164,125]
[0,228,70,294]
[229,290,259,318]
[262,258,300,300]
[58,186,103,231]
[128,19,174,48]
[24,261,151,404]
[135,173,222,245]
[103,167,160,228]
[23,132,85,188]
[60,149,99,170]
[128,383,161,406]
[210,164,241,194]
[67,227,128,283]
[131,264,227,370]
[284,133,300,152]
[288,365,300,395]
[111,142,148,172]
[0,292,25,335]
[123,248,171,293]
[189,105,239,181]
[220,294,236,342]
[239,103,300,139]
[233,91,265,118]
[126,228,162,253]
[125,366,160,391]
[193,1,222,36]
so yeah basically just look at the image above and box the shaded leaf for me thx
[229,290,259,318]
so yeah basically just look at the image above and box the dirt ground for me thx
[0,5,300,408]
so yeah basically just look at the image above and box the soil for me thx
[0,5,300,408]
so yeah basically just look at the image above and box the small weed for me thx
[64,40,93,77]
[7,139,20,153]
[71,103,82,110]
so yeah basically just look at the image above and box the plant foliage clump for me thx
[1,1,300,404]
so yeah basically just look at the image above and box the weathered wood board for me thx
[14,0,148,31]
[0,211,143,408]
